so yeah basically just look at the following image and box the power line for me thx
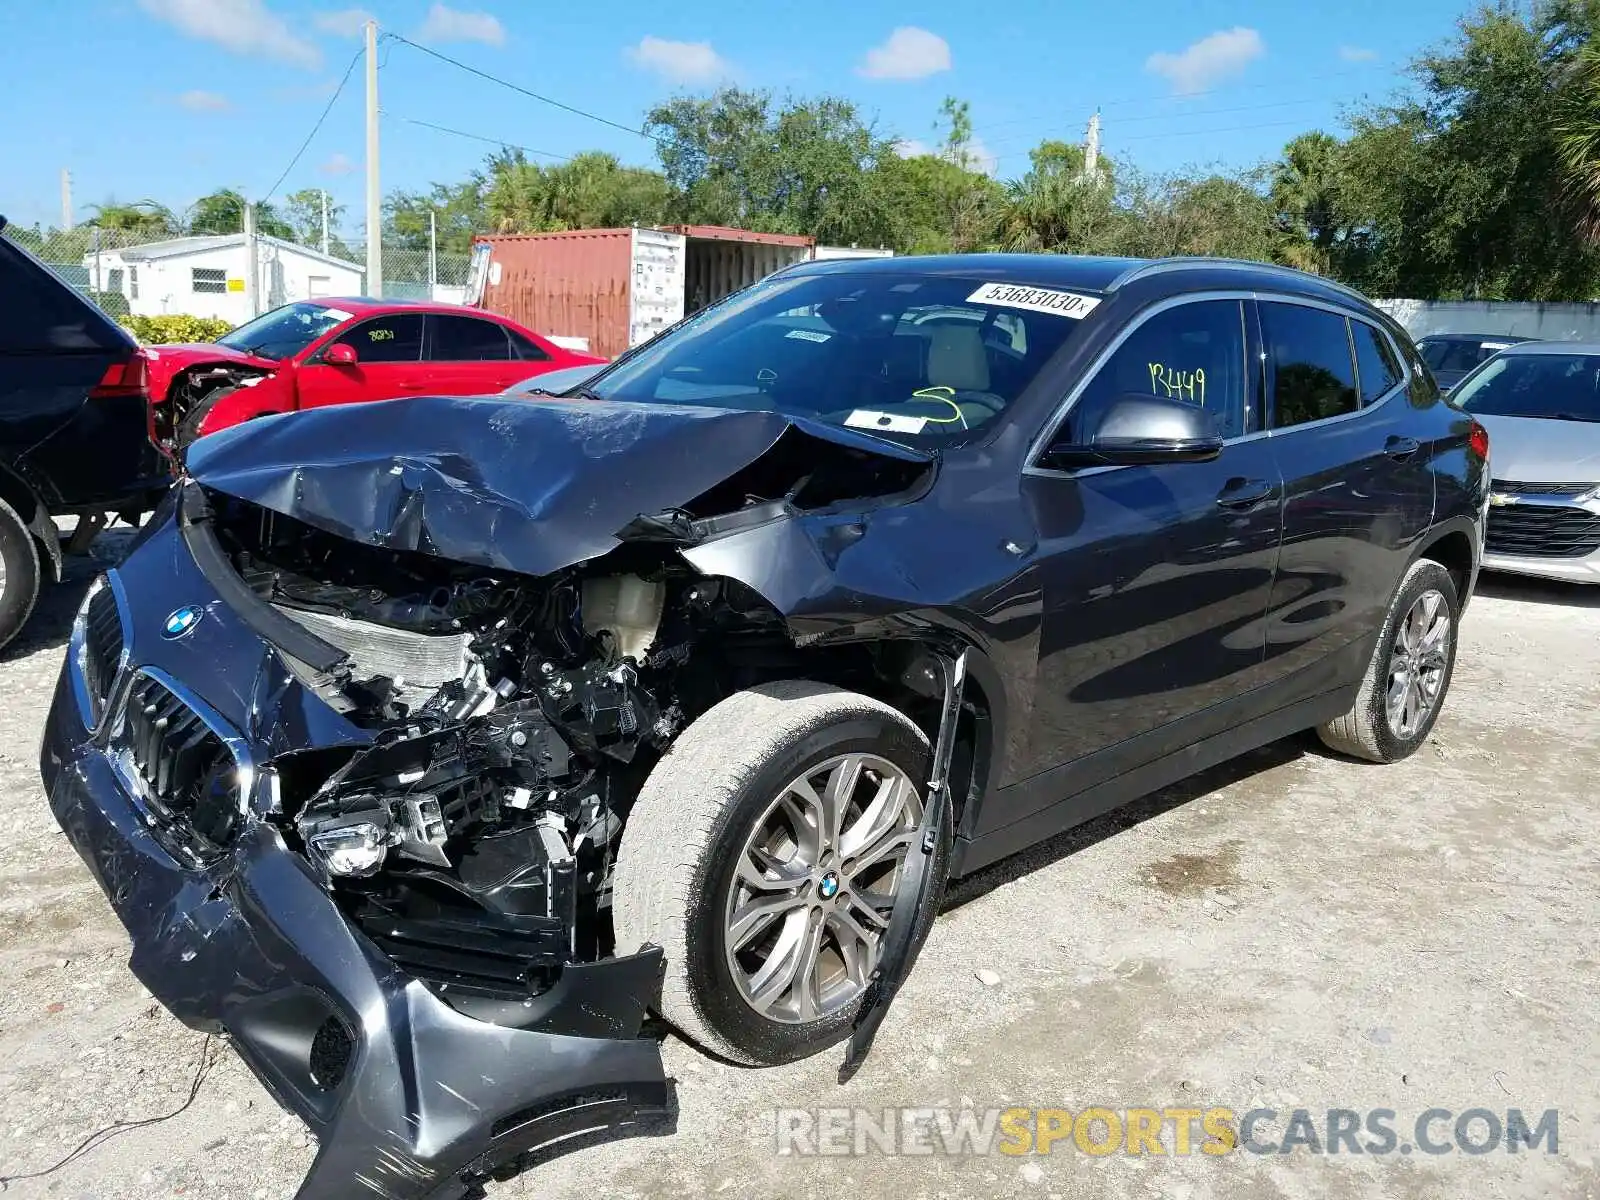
[261,47,363,203]
[1115,117,1323,144]
[384,32,663,146]
[390,114,572,162]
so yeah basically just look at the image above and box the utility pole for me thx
[364,18,382,298]
[428,209,438,299]
[243,201,259,320]
[320,188,330,256]
[1085,110,1102,182]
[60,169,73,230]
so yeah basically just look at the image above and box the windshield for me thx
[216,301,353,361]
[1452,353,1600,421]
[1419,337,1516,374]
[586,271,1099,442]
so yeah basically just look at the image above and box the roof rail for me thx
[1107,257,1371,304]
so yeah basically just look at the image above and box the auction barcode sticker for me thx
[967,282,1101,319]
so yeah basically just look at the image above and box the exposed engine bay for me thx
[201,436,931,1018]
[156,364,272,453]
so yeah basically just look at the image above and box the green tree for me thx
[188,189,294,239]
[283,188,347,249]
[86,201,181,236]
[1269,132,1345,273]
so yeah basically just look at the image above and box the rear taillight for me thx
[1468,419,1489,461]
[89,353,150,400]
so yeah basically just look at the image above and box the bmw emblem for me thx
[163,606,204,639]
[818,871,841,900]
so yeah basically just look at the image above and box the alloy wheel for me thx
[1386,588,1452,739]
[722,753,922,1023]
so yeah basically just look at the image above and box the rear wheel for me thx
[613,681,944,1066]
[1317,558,1460,763]
[0,496,42,653]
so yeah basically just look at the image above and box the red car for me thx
[142,298,606,453]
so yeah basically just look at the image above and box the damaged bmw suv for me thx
[41,254,1487,1199]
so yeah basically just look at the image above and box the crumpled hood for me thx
[1477,414,1600,483]
[141,341,277,402]
[184,393,931,577]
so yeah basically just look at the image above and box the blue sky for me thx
[4,0,1472,235]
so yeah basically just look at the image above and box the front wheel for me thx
[1317,557,1461,763]
[0,496,41,654]
[612,681,946,1066]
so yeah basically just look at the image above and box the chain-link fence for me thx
[3,219,472,329]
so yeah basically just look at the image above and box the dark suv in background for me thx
[0,218,170,649]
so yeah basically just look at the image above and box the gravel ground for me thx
[1,538,1597,1200]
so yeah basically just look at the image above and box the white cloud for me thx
[893,138,934,158]
[177,89,230,111]
[313,8,375,38]
[626,36,731,84]
[1145,27,1264,95]
[319,152,358,176]
[892,136,996,175]
[137,0,320,69]
[417,3,504,46]
[858,27,951,81]
[1339,45,1378,63]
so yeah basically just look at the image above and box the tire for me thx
[1317,557,1460,763]
[0,496,42,654]
[174,386,237,454]
[613,681,945,1066]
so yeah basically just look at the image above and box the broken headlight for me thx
[304,813,391,879]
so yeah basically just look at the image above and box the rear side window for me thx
[333,314,423,363]
[1352,321,1402,404]
[509,330,550,361]
[429,314,512,361]
[0,236,126,354]
[1072,299,1251,439]
[1262,302,1358,427]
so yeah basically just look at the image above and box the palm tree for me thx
[86,200,180,237]
[1269,132,1345,274]
[1555,41,1600,243]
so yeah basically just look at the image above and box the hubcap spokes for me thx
[1386,589,1451,738]
[724,753,921,1024]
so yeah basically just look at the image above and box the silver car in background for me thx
[1450,342,1600,583]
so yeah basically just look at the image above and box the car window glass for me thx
[430,314,512,361]
[334,314,423,364]
[1452,354,1600,421]
[508,330,550,361]
[0,238,124,353]
[1262,303,1358,426]
[1353,322,1402,404]
[1070,300,1249,439]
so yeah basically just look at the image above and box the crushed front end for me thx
[40,490,682,1200]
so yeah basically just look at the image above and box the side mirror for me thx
[1042,392,1225,468]
[324,341,358,366]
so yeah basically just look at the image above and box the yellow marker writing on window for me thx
[370,328,395,342]
[909,385,966,424]
[1148,363,1205,406]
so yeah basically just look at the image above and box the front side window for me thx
[329,313,424,364]
[217,301,352,361]
[1353,321,1402,405]
[1453,354,1600,423]
[585,271,1096,443]
[429,314,511,361]
[1262,302,1358,427]
[192,267,227,295]
[1069,300,1250,440]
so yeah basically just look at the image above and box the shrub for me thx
[119,314,235,345]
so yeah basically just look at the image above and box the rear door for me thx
[1257,299,1433,692]
[424,313,525,395]
[0,229,161,510]
[294,312,425,409]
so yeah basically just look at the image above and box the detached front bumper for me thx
[41,668,673,1200]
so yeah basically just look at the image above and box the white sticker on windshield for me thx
[845,410,928,434]
[319,307,354,322]
[967,282,1100,319]
[1480,341,1512,351]
[786,328,831,343]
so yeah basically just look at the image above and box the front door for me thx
[294,312,425,410]
[1256,300,1434,691]
[1008,297,1285,814]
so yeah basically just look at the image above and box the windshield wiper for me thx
[568,386,604,401]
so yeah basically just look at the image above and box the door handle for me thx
[1385,435,1421,461]
[1215,478,1275,510]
